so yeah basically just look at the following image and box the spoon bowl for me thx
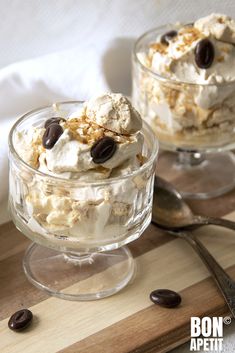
[152,177,194,229]
[152,176,235,231]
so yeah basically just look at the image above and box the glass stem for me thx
[177,150,205,167]
[63,252,94,265]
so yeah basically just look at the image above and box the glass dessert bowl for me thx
[8,98,158,300]
[133,14,235,199]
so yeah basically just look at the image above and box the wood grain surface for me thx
[1,184,235,352]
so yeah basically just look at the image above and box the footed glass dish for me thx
[8,101,158,300]
[133,25,235,199]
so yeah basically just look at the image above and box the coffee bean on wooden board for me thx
[8,309,33,331]
[91,136,117,164]
[150,289,182,308]
[161,30,177,45]
[42,123,63,149]
[195,38,214,69]
[44,117,66,128]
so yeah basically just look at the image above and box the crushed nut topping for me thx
[177,27,204,50]
[217,56,225,62]
[64,114,133,145]
[136,153,147,166]
[150,43,167,55]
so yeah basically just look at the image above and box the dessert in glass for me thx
[133,13,235,199]
[8,94,158,300]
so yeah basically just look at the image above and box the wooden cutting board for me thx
[1,162,235,353]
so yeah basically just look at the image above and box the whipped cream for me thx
[15,94,143,180]
[43,127,143,176]
[15,127,44,168]
[12,94,151,244]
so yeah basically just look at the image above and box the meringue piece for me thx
[195,13,235,44]
[85,93,142,134]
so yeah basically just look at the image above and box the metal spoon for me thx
[152,176,235,231]
[152,176,235,318]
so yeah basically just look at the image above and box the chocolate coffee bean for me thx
[8,309,33,331]
[161,30,177,45]
[150,289,181,308]
[195,38,214,69]
[91,136,117,164]
[42,123,63,149]
[44,117,65,128]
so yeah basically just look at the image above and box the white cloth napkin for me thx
[0,44,110,223]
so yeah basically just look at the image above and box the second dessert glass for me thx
[133,25,235,199]
[8,101,158,301]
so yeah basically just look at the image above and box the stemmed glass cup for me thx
[133,25,235,199]
[8,101,158,300]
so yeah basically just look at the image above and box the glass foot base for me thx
[158,151,235,199]
[23,243,135,301]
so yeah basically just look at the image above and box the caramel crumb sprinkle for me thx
[221,46,231,54]
[150,43,167,55]
[65,116,106,144]
[137,153,146,166]
[179,27,203,48]
[217,56,225,62]
[217,17,225,24]
[64,115,133,145]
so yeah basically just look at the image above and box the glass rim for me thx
[8,101,159,186]
[133,24,235,87]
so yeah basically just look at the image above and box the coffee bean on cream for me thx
[195,38,214,69]
[42,123,64,149]
[160,30,177,45]
[91,136,117,164]
[44,117,66,129]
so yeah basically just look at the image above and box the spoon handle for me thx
[179,231,235,318]
[196,216,235,231]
